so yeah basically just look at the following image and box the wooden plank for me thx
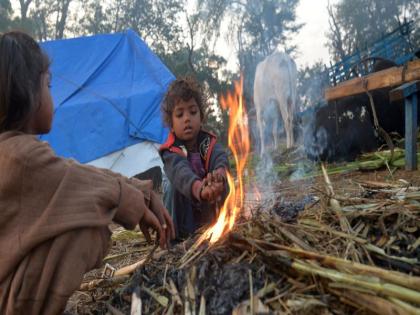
[324,60,420,101]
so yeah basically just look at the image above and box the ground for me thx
[65,164,420,314]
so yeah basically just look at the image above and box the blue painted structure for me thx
[390,81,419,170]
[328,20,416,86]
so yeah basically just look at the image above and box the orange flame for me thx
[197,76,250,244]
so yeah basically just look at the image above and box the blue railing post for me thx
[390,81,419,170]
[405,91,418,170]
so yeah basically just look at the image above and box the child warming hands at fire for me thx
[160,77,229,240]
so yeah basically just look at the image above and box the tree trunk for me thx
[19,0,33,21]
[55,0,72,39]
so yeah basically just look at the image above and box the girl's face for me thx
[171,97,201,149]
[25,72,53,134]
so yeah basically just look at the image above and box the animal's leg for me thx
[273,115,278,151]
[286,116,292,148]
[256,107,265,157]
[276,94,294,149]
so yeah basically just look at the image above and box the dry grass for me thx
[66,168,420,315]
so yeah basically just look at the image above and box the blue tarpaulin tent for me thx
[40,30,174,170]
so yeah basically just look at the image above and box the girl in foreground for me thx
[0,31,174,314]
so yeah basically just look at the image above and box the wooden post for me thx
[390,81,419,171]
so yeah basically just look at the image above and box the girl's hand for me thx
[140,192,175,249]
[139,208,165,248]
[149,191,175,246]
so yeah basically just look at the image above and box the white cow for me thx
[253,51,298,156]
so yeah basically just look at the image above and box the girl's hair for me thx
[0,31,50,132]
[161,76,206,127]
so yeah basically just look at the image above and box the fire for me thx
[197,76,250,244]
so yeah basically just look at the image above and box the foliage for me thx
[297,61,329,110]
[2,0,303,144]
[196,0,302,106]
[0,0,12,32]
[160,45,234,142]
[326,0,419,62]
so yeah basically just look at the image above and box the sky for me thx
[215,0,338,72]
[291,0,337,69]
[10,0,336,71]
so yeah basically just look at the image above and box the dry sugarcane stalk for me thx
[388,298,420,315]
[356,180,409,189]
[131,287,142,315]
[184,286,194,315]
[297,219,419,265]
[79,275,129,291]
[104,250,144,263]
[321,163,352,233]
[234,234,420,291]
[106,303,125,315]
[249,270,254,315]
[167,279,183,307]
[256,242,420,291]
[141,286,169,308]
[114,246,165,276]
[331,289,410,315]
[165,303,174,315]
[292,259,420,305]
[198,296,206,315]
[231,233,420,303]
[270,223,313,251]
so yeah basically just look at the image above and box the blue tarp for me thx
[40,29,174,163]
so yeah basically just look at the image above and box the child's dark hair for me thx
[0,31,50,132]
[161,76,206,127]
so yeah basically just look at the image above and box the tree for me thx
[326,0,419,62]
[11,0,74,40]
[297,61,329,110]
[54,0,72,39]
[75,0,113,35]
[196,0,302,107]
[0,0,12,32]
[18,0,33,22]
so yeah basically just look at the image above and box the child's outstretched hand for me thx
[200,171,225,202]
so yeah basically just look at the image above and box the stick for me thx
[79,275,129,291]
[106,303,125,315]
[321,163,352,233]
[131,287,142,315]
[167,279,183,307]
[114,246,164,276]
[249,270,254,315]
[331,289,409,315]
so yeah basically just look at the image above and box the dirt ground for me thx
[65,166,420,314]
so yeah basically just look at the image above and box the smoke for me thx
[246,60,331,200]
[247,102,282,205]
[303,116,329,161]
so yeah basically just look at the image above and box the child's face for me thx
[27,72,54,134]
[171,98,201,145]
